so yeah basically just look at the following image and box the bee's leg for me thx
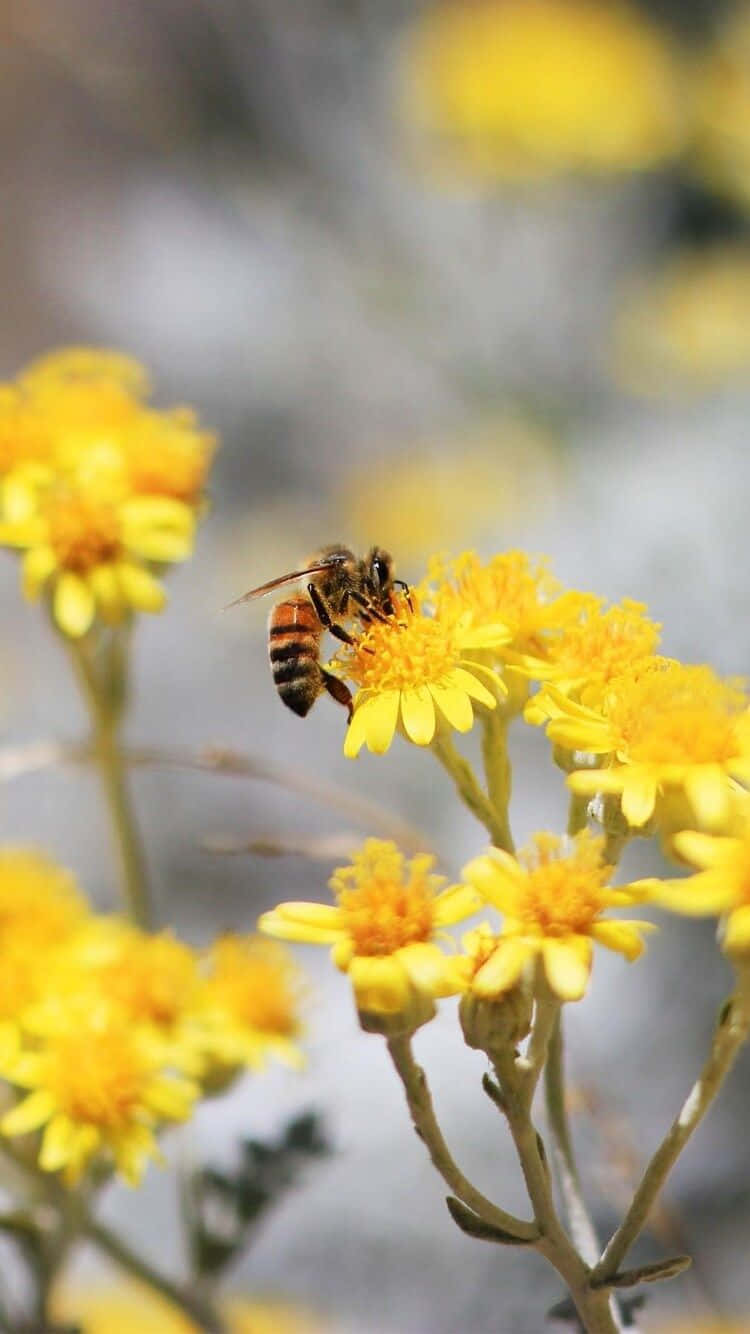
[393,579,413,612]
[348,588,391,623]
[321,670,353,721]
[308,584,355,645]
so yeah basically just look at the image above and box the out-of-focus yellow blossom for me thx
[260,840,479,1016]
[197,935,304,1074]
[120,406,216,503]
[547,659,750,830]
[425,551,564,654]
[399,0,685,182]
[52,1284,322,1334]
[0,1003,198,1185]
[333,590,509,757]
[524,596,661,719]
[461,831,654,1001]
[336,421,564,563]
[639,809,750,958]
[0,848,88,950]
[612,246,750,394]
[691,4,750,211]
[0,474,194,637]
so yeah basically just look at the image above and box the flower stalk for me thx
[431,729,511,849]
[480,707,515,853]
[67,632,152,928]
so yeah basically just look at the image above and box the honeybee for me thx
[228,544,407,719]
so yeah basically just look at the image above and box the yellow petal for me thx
[2,1088,57,1137]
[53,572,95,637]
[672,830,735,870]
[399,942,453,995]
[723,904,750,955]
[21,545,56,599]
[683,765,729,830]
[541,937,592,1001]
[462,852,523,914]
[344,701,370,758]
[39,1114,77,1171]
[567,768,625,795]
[473,938,534,997]
[258,903,343,944]
[649,872,739,916]
[548,722,614,753]
[401,685,436,746]
[433,882,482,925]
[590,920,646,961]
[349,954,410,1014]
[117,562,166,613]
[429,681,474,732]
[445,667,497,709]
[88,563,123,618]
[620,772,658,827]
[360,690,400,754]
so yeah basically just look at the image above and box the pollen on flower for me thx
[426,550,559,648]
[330,841,440,955]
[205,936,301,1039]
[516,832,612,935]
[607,661,746,765]
[546,598,661,692]
[45,486,122,573]
[340,593,464,692]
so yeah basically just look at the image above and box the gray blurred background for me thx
[2,1,750,1329]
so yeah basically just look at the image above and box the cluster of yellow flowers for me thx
[260,548,750,1023]
[0,347,216,637]
[0,850,302,1186]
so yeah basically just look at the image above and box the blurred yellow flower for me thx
[462,831,653,1001]
[691,4,750,211]
[334,589,508,756]
[259,840,479,1015]
[612,245,750,393]
[0,475,194,637]
[52,1284,322,1334]
[0,1005,198,1185]
[335,420,564,563]
[399,0,685,182]
[548,659,750,830]
[0,847,88,951]
[197,935,304,1074]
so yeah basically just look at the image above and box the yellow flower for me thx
[259,840,479,1015]
[0,1006,198,1185]
[196,935,304,1074]
[462,831,653,1001]
[640,811,750,959]
[0,474,194,637]
[121,406,217,504]
[0,848,88,951]
[20,346,149,396]
[334,590,509,757]
[548,659,750,830]
[612,245,750,394]
[691,4,750,213]
[399,0,685,182]
[523,595,661,718]
[52,1284,322,1334]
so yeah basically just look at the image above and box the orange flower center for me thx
[515,834,609,936]
[431,550,556,645]
[100,935,198,1027]
[46,489,122,572]
[208,940,299,1036]
[339,594,460,692]
[607,663,746,765]
[45,1028,150,1128]
[549,600,660,684]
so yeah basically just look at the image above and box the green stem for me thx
[480,709,515,853]
[545,1014,603,1268]
[67,635,152,928]
[83,1218,225,1333]
[386,1035,538,1242]
[430,731,510,850]
[567,792,590,837]
[592,979,750,1287]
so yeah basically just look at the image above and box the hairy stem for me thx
[593,978,750,1285]
[431,731,509,849]
[67,635,152,927]
[84,1218,225,1333]
[480,709,515,853]
[386,1034,538,1242]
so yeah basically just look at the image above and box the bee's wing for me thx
[223,558,346,610]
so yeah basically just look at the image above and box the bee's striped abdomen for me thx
[268,595,323,717]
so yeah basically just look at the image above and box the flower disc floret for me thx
[461,831,653,1001]
[259,840,480,1015]
[336,592,508,756]
[552,660,750,830]
[196,935,304,1075]
[0,1010,198,1185]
